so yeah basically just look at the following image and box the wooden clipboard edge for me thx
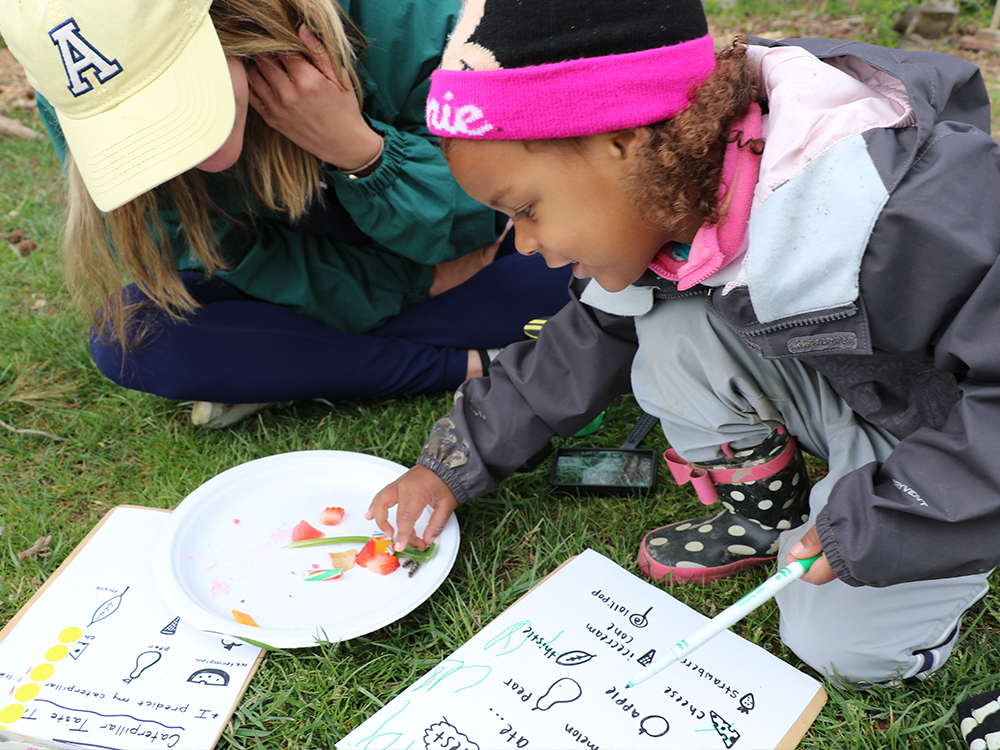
[513,554,829,750]
[776,685,828,749]
[0,503,267,750]
[518,555,578,602]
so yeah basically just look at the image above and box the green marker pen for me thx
[625,554,822,689]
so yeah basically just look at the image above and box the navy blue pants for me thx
[90,240,570,402]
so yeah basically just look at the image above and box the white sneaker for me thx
[190,401,289,428]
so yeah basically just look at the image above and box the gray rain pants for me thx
[629,294,991,687]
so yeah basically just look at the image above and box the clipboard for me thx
[338,549,827,750]
[0,505,264,750]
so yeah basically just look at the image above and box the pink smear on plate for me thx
[205,525,292,574]
[210,579,231,599]
[271,525,293,545]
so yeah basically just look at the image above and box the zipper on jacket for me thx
[716,304,857,337]
[650,283,857,337]
[650,287,710,302]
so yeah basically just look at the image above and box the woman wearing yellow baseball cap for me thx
[0,0,570,426]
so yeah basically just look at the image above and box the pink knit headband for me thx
[426,35,716,140]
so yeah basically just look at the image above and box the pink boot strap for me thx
[664,433,798,507]
[664,449,718,505]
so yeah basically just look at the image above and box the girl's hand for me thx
[247,26,382,171]
[787,525,836,584]
[367,465,458,552]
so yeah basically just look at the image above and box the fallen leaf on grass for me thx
[1,229,37,257]
[18,535,52,561]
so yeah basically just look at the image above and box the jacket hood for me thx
[757,37,991,178]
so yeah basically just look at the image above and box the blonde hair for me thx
[65,0,365,346]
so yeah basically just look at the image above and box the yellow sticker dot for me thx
[14,683,40,702]
[59,627,83,643]
[0,704,25,724]
[45,644,69,662]
[30,663,55,681]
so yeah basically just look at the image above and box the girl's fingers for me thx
[788,525,823,559]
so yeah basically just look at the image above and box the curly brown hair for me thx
[627,37,764,235]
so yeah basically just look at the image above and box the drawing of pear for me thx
[123,650,162,683]
[533,677,582,711]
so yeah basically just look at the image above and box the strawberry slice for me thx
[355,539,377,567]
[291,520,323,542]
[319,506,345,526]
[365,552,400,575]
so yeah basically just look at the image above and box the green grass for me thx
[3,13,1000,746]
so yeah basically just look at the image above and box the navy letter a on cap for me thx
[49,18,123,97]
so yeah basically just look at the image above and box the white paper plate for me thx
[153,450,459,648]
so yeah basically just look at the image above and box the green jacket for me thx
[38,0,502,332]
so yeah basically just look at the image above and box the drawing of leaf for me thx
[556,650,595,667]
[90,586,129,626]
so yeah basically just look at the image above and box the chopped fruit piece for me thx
[319,507,345,526]
[355,539,377,567]
[232,609,258,627]
[328,549,357,572]
[291,520,324,542]
[366,552,400,575]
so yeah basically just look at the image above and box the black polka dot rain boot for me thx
[638,427,811,584]
[957,687,1000,750]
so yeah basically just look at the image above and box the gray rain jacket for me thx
[417,38,1000,589]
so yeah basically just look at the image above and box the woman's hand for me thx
[787,525,836,584]
[247,26,382,171]
[367,465,458,552]
[429,221,511,297]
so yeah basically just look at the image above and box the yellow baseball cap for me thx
[0,0,235,212]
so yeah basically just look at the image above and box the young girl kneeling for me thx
[369,0,1000,686]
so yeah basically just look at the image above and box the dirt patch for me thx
[709,16,1000,135]
[712,15,1000,78]
[0,48,35,114]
